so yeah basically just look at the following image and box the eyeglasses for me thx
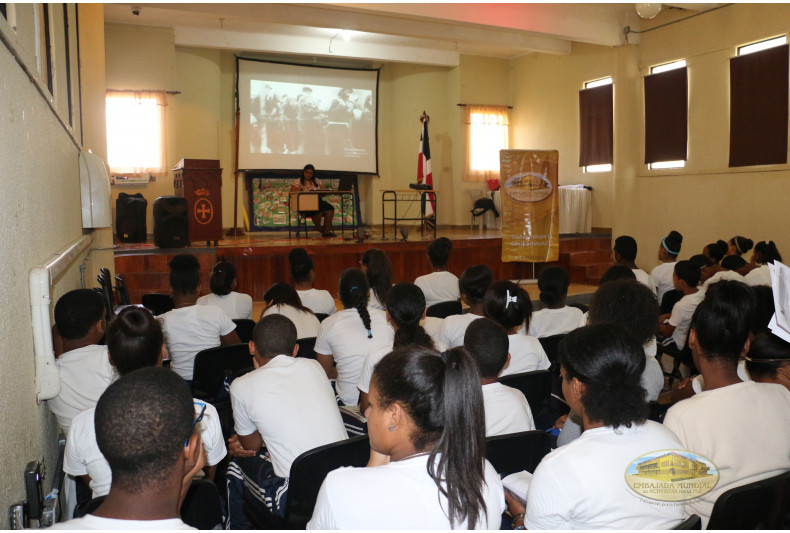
[185,402,207,446]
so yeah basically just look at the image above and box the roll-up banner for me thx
[500,150,559,263]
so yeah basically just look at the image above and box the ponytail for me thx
[339,268,373,338]
[393,324,433,349]
[387,283,433,350]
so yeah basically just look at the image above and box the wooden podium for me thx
[174,158,223,245]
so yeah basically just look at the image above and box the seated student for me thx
[484,281,549,376]
[196,259,253,319]
[47,289,116,435]
[663,280,790,528]
[50,367,205,530]
[464,318,535,436]
[726,234,754,258]
[745,240,782,287]
[307,347,505,529]
[159,254,241,383]
[651,230,683,305]
[227,314,348,527]
[658,260,703,350]
[528,266,583,338]
[315,268,394,406]
[288,247,336,316]
[703,239,728,265]
[507,324,686,530]
[573,265,636,328]
[357,283,436,413]
[64,307,226,501]
[414,237,460,308]
[260,282,321,339]
[360,248,393,311]
[613,235,656,295]
[438,264,492,348]
[701,254,747,289]
[746,330,790,392]
[291,164,335,237]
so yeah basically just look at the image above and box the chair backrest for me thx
[425,300,463,319]
[314,312,329,323]
[537,333,566,371]
[285,435,371,528]
[673,514,701,530]
[114,275,131,306]
[485,430,551,477]
[180,479,224,530]
[497,370,551,416]
[232,318,256,343]
[96,272,115,321]
[707,470,790,530]
[296,337,317,359]
[192,343,253,402]
[647,401,673,423]
[141,293,175,316]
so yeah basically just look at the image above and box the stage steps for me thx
[555,235,612,286]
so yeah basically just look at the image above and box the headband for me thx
[661,237,678,256]
[744,356,788,363]
[734,238,743,255]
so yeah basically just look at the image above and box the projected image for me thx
[250,82,374,159]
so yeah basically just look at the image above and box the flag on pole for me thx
[418,113,435,217]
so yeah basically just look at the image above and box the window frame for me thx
[646,60,687,170]
[581,77,613,173]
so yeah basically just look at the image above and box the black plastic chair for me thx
[243,435,371,529]
[74,495,106,518]
[537,333,566,371]
[296,337,317,359]
[497,370,551,416]
[707,470,790,530]
[425,301,463,319]
[114,275,131,306]
[233,318,256,343]
[673,514,701,530]
[485,430,551,476]
[647,401,673,423]
[192,343,254,403]
[96,269,115,322]
[181,478,224,529]
[141,293,175,316]
[314,313,329,323]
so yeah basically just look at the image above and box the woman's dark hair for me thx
[169,254,200,294]
[558,323,648,429]
[427,237,453,268]
[538,266,570,307]
[338,268,373,338]
[662,230,683,257]
[386,283,433,350]
[674,260,700,287]
[263,282,312,313]
[483,281,532,331]
[106,307,163,376]
[753,241,783,264]
[751,285,775,334]
[730,235,754,256]
[588,279,659,346]
[361,249,392,308]
[209,260,237,296]
[300,163,316,185]
[746,330,790,380]
[288,247,314,283]
[458,265,493,304]
[690,280,755,362]
[704,240,728,263]
[689,253,714,270]
[372,346,487,529]
[599,265,637,285]
[614,235,638,262]
[721,255,747,272]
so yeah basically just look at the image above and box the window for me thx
[463,105,509,182]
[106,91,168,175]
[738,35,786,56]
[646,60,687,170]
[580,77,612,173]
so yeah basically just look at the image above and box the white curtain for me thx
[106,90,168,175]
[463,104,509,183]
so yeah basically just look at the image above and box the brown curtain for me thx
[644,68,688,164]
[579,84,613,167]
[729,44,789,167]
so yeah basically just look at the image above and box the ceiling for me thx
[103,3,718,67]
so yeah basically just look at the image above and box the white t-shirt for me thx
[663,381,790,528]
[642,339,664,403]
[47,345,117,434]
[368,289,385,311]
[314,307,394,406]
[357,344,393,395]
[196,291,253,320]
[744,264,772,287]
[64,400,227,498]
[702,269,744,289]
[500,334,550,377]
[632,268,657,295]
[414,271,460,308]
[297,288,337,316]
[482,382,535,437]
[230,355,348,478]
[263,304,321,339]
[528,307,584,338]
[650,261,677,304]
[668,290,704,349]
[49,515,194,530]
[307,454,505,530]
[439,312,484,349]
[422,316,447,351]
[692,359,750,394]
[524,421,686,530]
[159,305,236,380]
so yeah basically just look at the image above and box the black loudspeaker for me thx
[153,196,189,249]
[115,192,147,243]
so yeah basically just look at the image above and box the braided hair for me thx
[339,268,373,338]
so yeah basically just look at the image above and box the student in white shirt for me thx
[438,264,492,348]
[507,324,687,530]
[51,368,204,530]
[613,235,656,295]
[414,237,460,308]
[744,240,783,287]
[484,281,549,376]
[703,239,728,265]
[650,230,683,304]
[464,318,535,436]
[288,247,336,315]
[260,282,321,339]
[726,234,754,258]
[196,260,253,319]
[745,330,790,392]
[658,260,702,350]
[308,347,505,529]
[664,280,790,528]
[528,266,583,338]
[361,248,393,311]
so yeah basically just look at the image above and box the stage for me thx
[114,226,613,304]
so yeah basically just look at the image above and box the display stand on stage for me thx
[174,158,223,246]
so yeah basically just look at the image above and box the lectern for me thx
[174,158,223,245]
